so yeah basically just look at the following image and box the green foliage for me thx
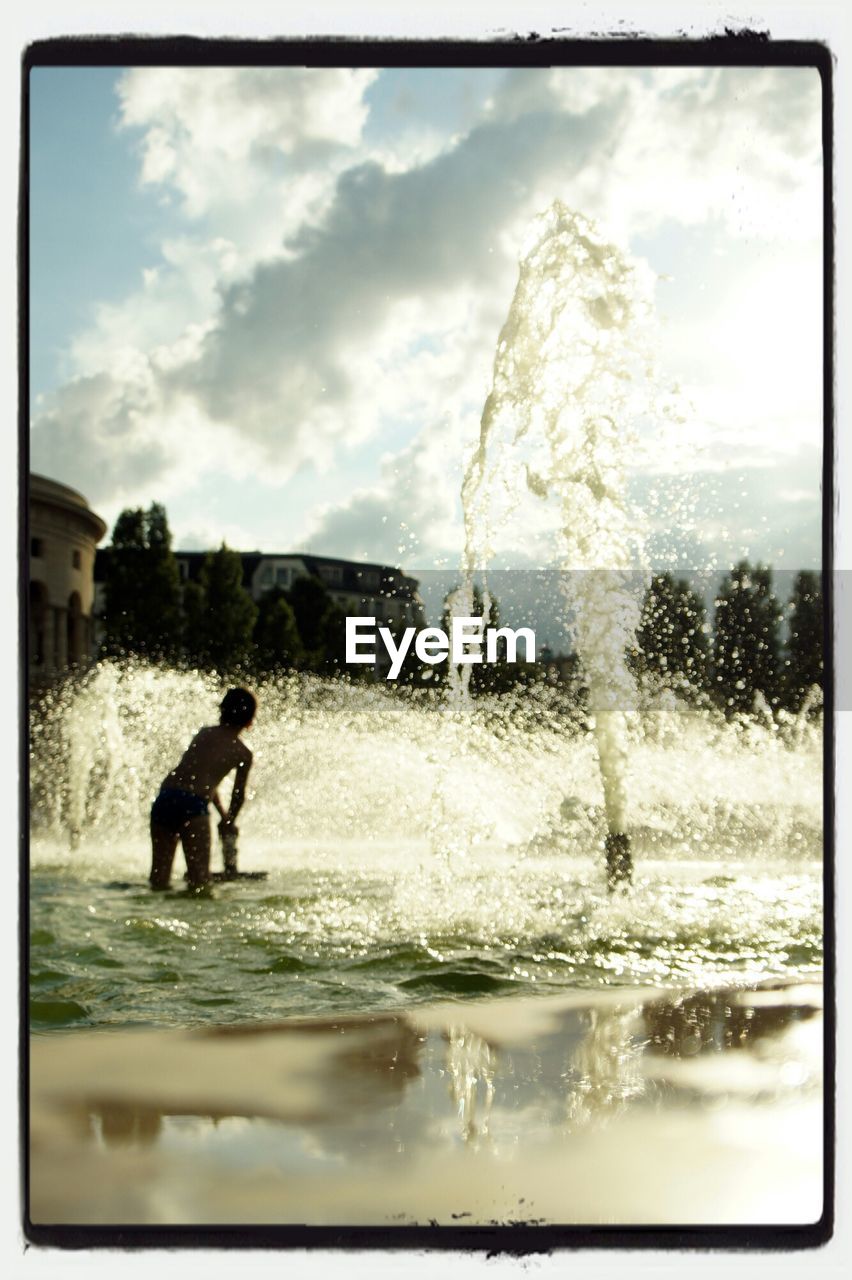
[101,503,182,660]
[181,580,206,665]
[192,544,258,673]
[712,561,782,713]
[285,574,351,674]
[631,572,709,694]
[253,588,303,673]
[783,570,823,709]
[287,575,334,655]
[314,601,350,676]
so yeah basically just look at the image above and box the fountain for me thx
[27,204,823,1035]
[457,201,659,888]
[26,187,825,1236]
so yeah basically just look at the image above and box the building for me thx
[29,474,107,677]
[92,548,426,663]
[172,550,425,632]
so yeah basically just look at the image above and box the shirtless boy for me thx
[149,687,256,890]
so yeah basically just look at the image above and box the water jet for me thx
[457,201,655,888]
[26,210,823,1026]
[604,832,632,891]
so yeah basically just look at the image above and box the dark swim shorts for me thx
[150,787,210,833]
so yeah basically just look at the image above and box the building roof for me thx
[30,473,108,542]
[94,548,420,601]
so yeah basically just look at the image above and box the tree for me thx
[253,587,303,673]
[783,570,823,709]
[287,575,332,655]
[314,600,350,676]
[100,503,182,660]
[631,572,709,693]
[192,544,258,673]
[143,503,183,657]
[286,574,350,672]
[181,580,207,666]
[712,561,782,713]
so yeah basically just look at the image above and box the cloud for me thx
[30,371,169,506]
[32,64,823,571]
[548,65,822,244]
[30,362,251,515]
[175,97,622,452]
[303,411,470,566]
[117,67,379,217]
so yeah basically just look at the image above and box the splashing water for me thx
[457,203,660,863]
[28,204,822,1033]
[29,661,822,1030]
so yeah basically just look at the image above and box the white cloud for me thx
[560,66,821,245]
[171,97,621,456]
[304,408,472,566]
[32,64,823,570]
[173,521,262,553]
[117,67,379,217]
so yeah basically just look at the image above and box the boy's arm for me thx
[221,755,252,828]
[211,790,227,821]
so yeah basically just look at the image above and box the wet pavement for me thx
[29,979,824,1229]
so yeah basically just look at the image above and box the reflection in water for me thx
[30,983,822,1225]
[564,1006,646,1130]
[643,988,818,1059]
[96,1103,163,1149]
[38,982,821,1164]
[444,1027,495,1143]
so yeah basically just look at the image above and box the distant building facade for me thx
[175,551,424,631]
[93,549,425,661]
[29,474,107,678]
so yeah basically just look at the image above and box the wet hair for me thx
[219,687,257,728]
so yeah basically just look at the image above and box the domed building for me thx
[29,474,107,678]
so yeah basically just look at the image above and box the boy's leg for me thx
[150,822,179,889]
[181,815,211,889]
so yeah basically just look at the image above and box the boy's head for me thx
[219,687,257,729]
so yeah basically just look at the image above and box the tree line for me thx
[99,504,352,678]
[98,504,823,713]
[628,565,823,714]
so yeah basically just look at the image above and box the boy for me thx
[149,687,256,890]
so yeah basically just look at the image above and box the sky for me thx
[29,59,824,578]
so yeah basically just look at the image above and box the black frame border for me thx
[20,30,836,1255]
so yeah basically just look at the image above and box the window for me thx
[71,549,82,570]
[358,569,380,590]
[275,566,291,587]
[258,564,273,587]
[31,537,44,558]
[178,560,189,581]
[319,564,342,586]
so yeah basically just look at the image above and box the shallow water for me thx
[29,665,824,1033]
[30,845,822,1031]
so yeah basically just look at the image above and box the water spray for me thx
[457,202,654,889]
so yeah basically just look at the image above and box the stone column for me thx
[53,606,68,670]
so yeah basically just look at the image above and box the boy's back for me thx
[162,725,252,799]
[150,687,257,890]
